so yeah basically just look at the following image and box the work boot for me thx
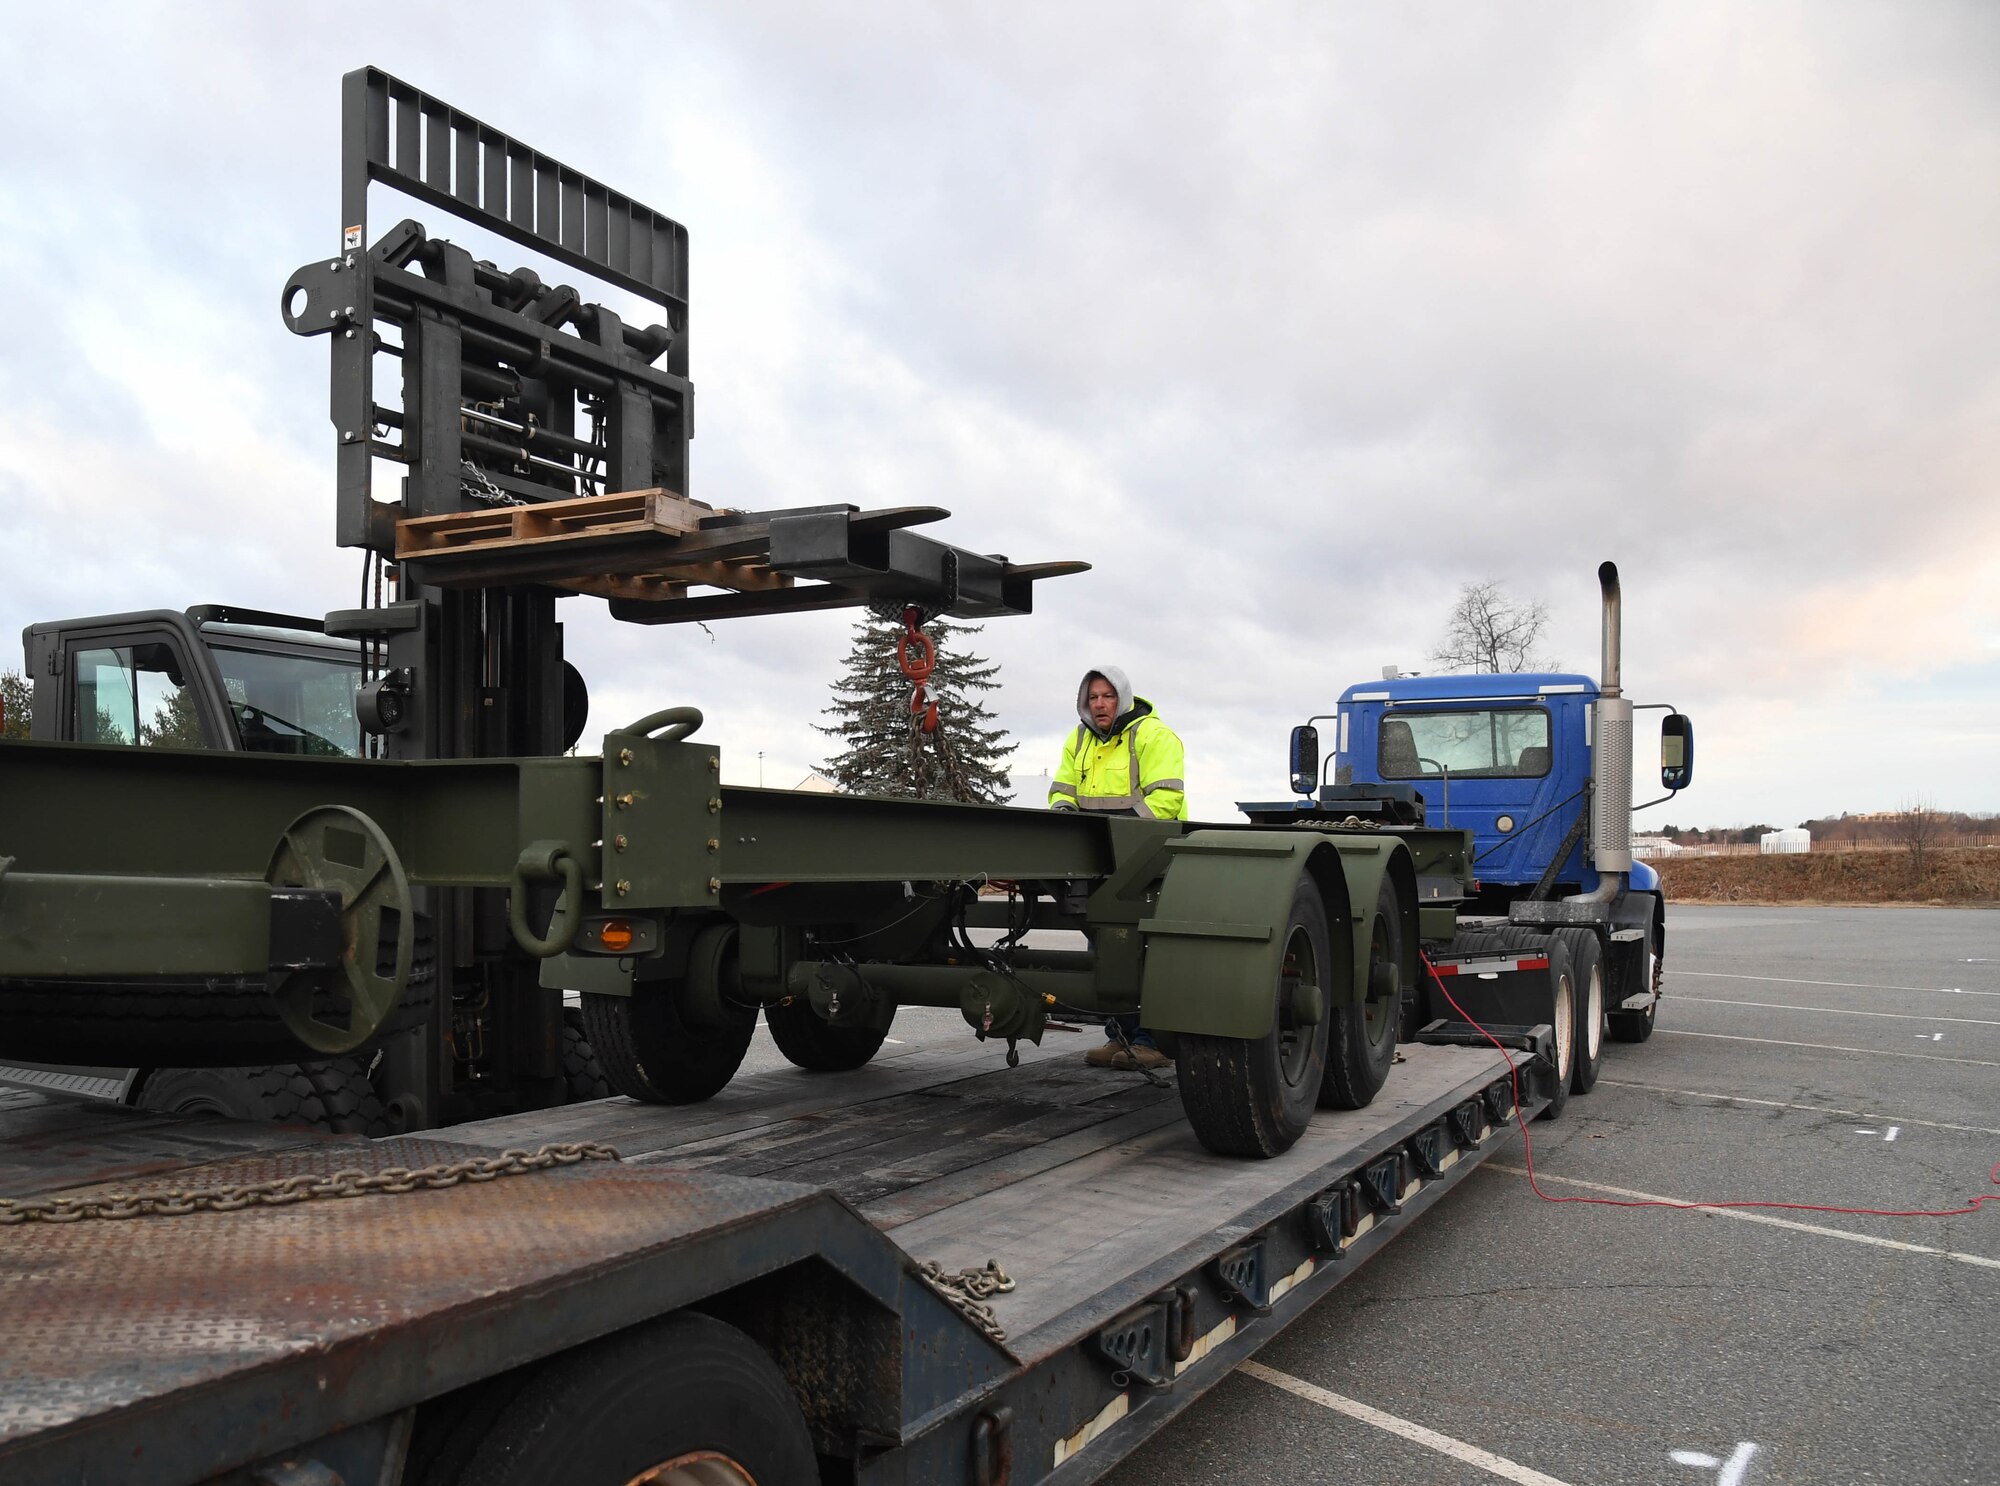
[1084,1041,1134,1069]
[1127,1044,1171,1072]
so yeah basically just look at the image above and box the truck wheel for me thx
[560,1006,612,1103]
[579,984,755,1104]
[1608,931,1659,1043]
[1551,929,1604,1095]
[1176,877,1333,1157]
[1536,935,1574,1121]
[421,1312,815,1486]
[765,996,889,1072]
[136,1057,390,1136]
[1319,875,1402,1111]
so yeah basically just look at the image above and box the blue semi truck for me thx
[1243,562,1693,1098]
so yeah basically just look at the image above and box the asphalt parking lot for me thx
[1084,905,2000,1486]
[733,906,1999,1485]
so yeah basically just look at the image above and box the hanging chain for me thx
[894,604,941,734]
[916,1259,1015,1344]
[0,1142,621,1226]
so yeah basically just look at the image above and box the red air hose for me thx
[1420,951,1999,1220]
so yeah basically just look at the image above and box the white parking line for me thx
[1672,995,2000,1027]
[1483,1165,2000,1270]
[1657,1029,2000,1067]
[1674,970,1996,997]
[1596,1079,2000,1137]
[1239,1362,1579,1485]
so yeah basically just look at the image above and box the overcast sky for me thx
[3,2,1995,829]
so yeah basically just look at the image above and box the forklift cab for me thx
[24,606,364,756]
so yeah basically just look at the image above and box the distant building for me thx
[1632,835,1684,859]
[793,771,839,793]
[1760,828,1811,855]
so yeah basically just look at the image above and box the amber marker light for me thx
[598,920,636,953]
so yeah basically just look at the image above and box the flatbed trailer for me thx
[0,1029,1552,1486]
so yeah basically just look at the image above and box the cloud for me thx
[2,1,1995,830]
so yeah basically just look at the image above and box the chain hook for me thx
[895,605,942,732]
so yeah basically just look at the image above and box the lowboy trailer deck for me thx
[0,1031,1552,1485]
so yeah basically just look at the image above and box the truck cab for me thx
[23,605,364,757]
[1324,673,1661,911]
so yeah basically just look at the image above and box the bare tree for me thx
[1894,797,1943,882]
[1429,580,1559,674]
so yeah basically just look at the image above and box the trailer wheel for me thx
[1551,929,1604,1095]
[579,982,755,1105]
[1608,929,1659,1043]
[438,1312,816,1486]
[1319,875,1402,1111]
[1176,877,1333,1157]
[765,996,890,1072]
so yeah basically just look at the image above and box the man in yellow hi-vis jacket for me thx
[1049,665,1186,1068]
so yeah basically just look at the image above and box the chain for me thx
[460,456,526,507]
[1289,814,1382,831]
[916,1259,1015,1344]
[0,1142,621,1226]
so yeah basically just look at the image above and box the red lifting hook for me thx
[897,606,941,733]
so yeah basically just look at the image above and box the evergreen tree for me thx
[818,613,1014,803]
[0,669,30,740]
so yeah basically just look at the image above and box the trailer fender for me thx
[1139,831,1413,1039]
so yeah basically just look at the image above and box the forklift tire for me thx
[579,984,755,1105]
[765,996,890,1072]
[1608,930,1660,1043]
[136,1057,392,1136]
[1177,877,1334,1158]
[1319,875,1402,1111]
[0,913,436,1067]
[1551,928,1604,1095]
[560,1007,612,1103]
[416,1312,816,1486]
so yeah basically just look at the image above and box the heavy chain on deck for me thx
[0,1142,622,1225]
[915,1259,1016,1344]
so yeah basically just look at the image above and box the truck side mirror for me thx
[1661,713,1694,791]
[1289,725,1319,797]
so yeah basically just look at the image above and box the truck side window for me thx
[70,644,207,748]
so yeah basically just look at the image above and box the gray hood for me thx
[1076,665,1139,740]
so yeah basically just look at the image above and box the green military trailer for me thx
[0,67,1576,1485]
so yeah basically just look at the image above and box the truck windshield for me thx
[208,645,361,757]
[1378,708,1551,780]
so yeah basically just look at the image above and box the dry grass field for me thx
[1651,846,2000,906]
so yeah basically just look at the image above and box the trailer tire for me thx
[1608,930,1659,1043]
[560,1006,612,1103]
[439,1311,816,1486]
[766,996,889,1072]
[1176,877,1333,1157]
[579,984,755,1105]
[1551,929,1604,1095]
[136,1057,391,1135]
[1319,874,1402,1111]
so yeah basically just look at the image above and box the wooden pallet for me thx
[395,488,794,597]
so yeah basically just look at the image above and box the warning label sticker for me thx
[343,224,363,251]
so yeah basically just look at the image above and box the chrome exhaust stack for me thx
[1574,561,1631,900]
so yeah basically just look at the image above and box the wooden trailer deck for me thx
[449,1033,1525,1361]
